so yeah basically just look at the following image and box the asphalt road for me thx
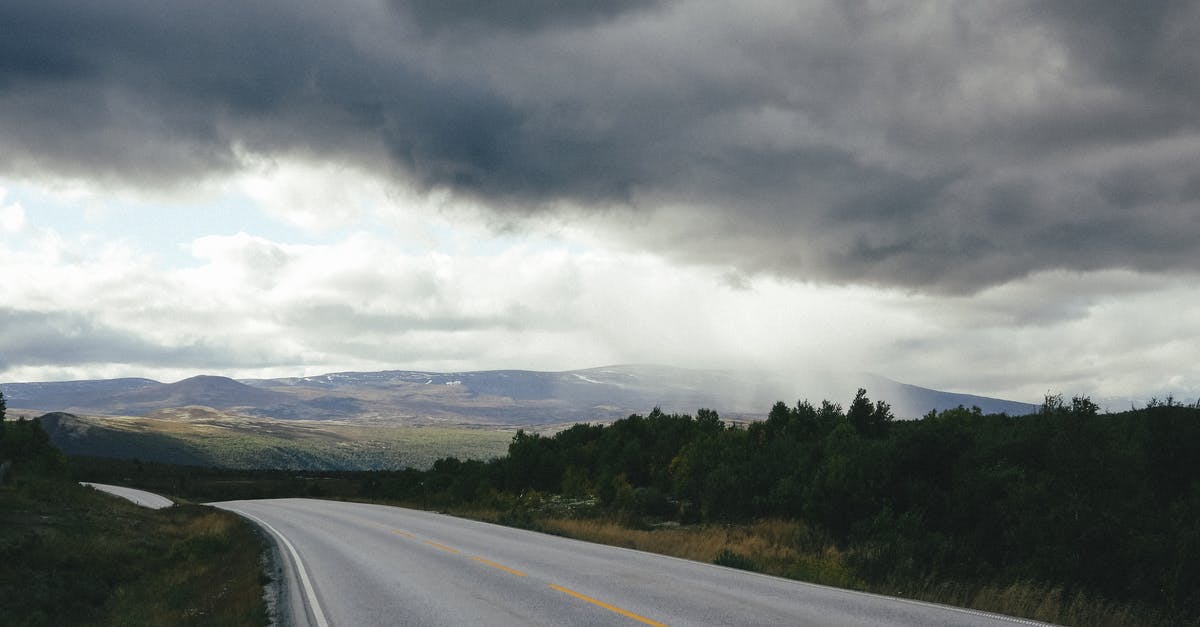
[81,482,174,509]
[213,498,1046,627]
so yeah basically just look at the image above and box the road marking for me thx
[391,529,415,539]
[235,510,330,627]
[425,540,460,554]
[471,556,528,577]
[548,584,666,627]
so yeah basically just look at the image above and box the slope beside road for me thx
[213,498,1047,626]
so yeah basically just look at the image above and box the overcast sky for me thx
[1,0,1198,404]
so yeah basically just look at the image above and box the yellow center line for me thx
[471,556,528,577]
[424,540,460,554]
[548,584,666,627]
[391,529,415,539]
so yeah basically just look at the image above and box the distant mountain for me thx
[855,374,1038,419]
[0,377,159,412]
[250,365,1039,420]
[106,375,296,412]
[245,365,1037,419]
[1,375,314,417]
[3,365,1038,425]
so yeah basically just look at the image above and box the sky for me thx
[1,0,1198,404]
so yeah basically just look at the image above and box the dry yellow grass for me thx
[537,518,863,590]
[889,579,1166,627]
[103,505,267,626]
[509,516,1169,626]
[2,480,266,626]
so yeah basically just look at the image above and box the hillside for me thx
[36,410,513,470]
[113,375,296,413]
[0,415,266,625]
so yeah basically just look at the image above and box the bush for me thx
[713,549,758,572]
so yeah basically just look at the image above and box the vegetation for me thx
[33,387,1200,625]
[0,394,268,626]
[414,392,1198,626]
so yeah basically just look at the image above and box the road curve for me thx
[81,482,174,509]
[213,498,1046,627]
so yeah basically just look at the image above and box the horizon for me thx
[2,2,1198,404]
[4,362,1188,411]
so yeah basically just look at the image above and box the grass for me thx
[871,578,1177,627]
[536,516,1182,625]
[419,502,1177,626]
[550,516,1191,626]
[0,478,267,626]
[536,517,864,591]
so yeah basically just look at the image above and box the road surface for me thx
[213,498,1046,626]
[81,482,174,509]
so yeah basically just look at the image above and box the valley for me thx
[35,410,514,470]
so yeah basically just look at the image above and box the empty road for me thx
[82,482,174,509]
[213,498,1045,626]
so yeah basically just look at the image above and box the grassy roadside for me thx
[529,516,1174,627]
[0,478,267,626]
[395,499,1177,627]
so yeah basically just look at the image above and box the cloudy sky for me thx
[1,0,1198,403]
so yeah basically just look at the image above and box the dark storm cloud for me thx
[0,0,526,187]
[392,0,661,33]
[1034,0,1199,93]
[1,1,1197,292]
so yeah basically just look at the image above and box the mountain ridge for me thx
[2,365,1037,424]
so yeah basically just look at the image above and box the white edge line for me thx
[233,509,331,627]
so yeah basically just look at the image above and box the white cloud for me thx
[0,218,1187,402]
[1,210,903,384]
[0,188,26,233]
[884,270,1200,401]
[1,177,1198,406]
[235,160,376,232]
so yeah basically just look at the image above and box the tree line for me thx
[0,391,66,483]
[355,389,1200,619]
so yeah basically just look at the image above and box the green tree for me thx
[1071,395,1099,417]
[0,391,7,483]
[847,388,892,438]
[1040,392,1065,414]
